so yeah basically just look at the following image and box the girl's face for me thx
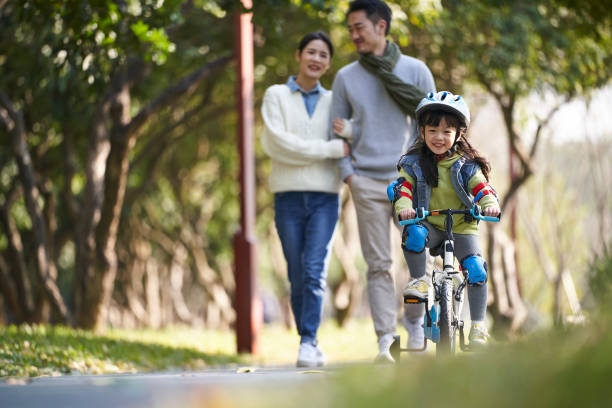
[296,39,331,81]
[421,116,458,155]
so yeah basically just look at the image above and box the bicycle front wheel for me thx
[437,279,456,356]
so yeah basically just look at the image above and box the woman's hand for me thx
[483,206,501,217]
[343,141,350,157]
[399,208,416,220]
[333,118,345,135]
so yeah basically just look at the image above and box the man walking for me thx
[331,0,435,362]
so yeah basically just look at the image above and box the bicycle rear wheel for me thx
[436,279,456,356]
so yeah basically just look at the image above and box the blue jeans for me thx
[274,191,340,345]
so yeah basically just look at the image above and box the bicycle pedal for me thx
[403,295,427,304]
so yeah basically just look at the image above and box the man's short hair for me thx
[347,0,392,35]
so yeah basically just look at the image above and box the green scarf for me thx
[359,41,424,118]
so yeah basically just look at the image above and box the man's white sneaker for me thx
[297,343,323,367]
[403,317,427,352]
[403,277,429,302]
[375,333,396,363]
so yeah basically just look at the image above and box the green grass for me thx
[0,324,239,377]
[234,320,612,408]
[0,320,378,378]
[4,318,612,408]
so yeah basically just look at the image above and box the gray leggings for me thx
[402,221,488,323]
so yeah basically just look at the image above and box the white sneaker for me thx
[375,333,396,363]
[403,317,427,352]
[297,342,325,367]
[468,323,490,347]
[297,343,318,367]
[403,277,429,302]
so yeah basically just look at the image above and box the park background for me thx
[1,0,611,384]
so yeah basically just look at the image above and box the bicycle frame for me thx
[392,206,499,357]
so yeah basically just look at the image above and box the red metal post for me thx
[233,0,261,354]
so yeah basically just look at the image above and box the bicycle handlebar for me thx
[398,207,500,226]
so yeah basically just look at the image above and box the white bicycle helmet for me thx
[415,91,471,127]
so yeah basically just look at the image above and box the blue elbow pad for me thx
[386,177,406,204]
[402,224,429,253]
[387,180,399,203]
[461,255,488,286]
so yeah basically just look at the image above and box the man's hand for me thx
[399,208,416,220]
[483,206,501,217]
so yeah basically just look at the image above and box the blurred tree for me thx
[0,0,234,328]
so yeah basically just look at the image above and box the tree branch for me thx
[529,99,567,159]
[125,55,232,137]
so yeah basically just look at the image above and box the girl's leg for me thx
[402,222,444,321]
[300,192,340,344]
[453,234,487,322]
[274,192,307,336]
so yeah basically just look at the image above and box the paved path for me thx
[0,366,332,408]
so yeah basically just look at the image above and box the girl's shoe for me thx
[403,277,429,301]
[468,323,490,347]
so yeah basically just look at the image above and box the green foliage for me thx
[399,0,611,96]
[589,247,612,310]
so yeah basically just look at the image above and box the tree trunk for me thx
[0,92,70,323]
[76,71,133,329]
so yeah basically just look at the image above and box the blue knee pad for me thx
[461,255,488,286]
[402,224,429,253]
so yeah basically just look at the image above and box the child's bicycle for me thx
[390,206,500,359]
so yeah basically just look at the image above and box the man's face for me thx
[347,10,386,54]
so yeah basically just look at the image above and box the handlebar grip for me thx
[399,208,429,225]
[470,206,500,222]
[475,215,500,222]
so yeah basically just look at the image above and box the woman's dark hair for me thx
[347,0,392,35]
[298,31,334,57]
[401,109,491,187]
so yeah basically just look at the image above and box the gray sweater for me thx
[331,55,435,181]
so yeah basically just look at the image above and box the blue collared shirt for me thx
[286,76,327,118]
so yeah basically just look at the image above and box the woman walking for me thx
[261,31,349,367]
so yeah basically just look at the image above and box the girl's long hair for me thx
[400,110,491,187]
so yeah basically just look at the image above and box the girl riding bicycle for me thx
[390,91,501,348]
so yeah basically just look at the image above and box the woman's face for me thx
[296,39,331,81]
[421,116,458,155]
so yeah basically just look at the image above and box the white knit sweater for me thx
[261,84,345,194]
